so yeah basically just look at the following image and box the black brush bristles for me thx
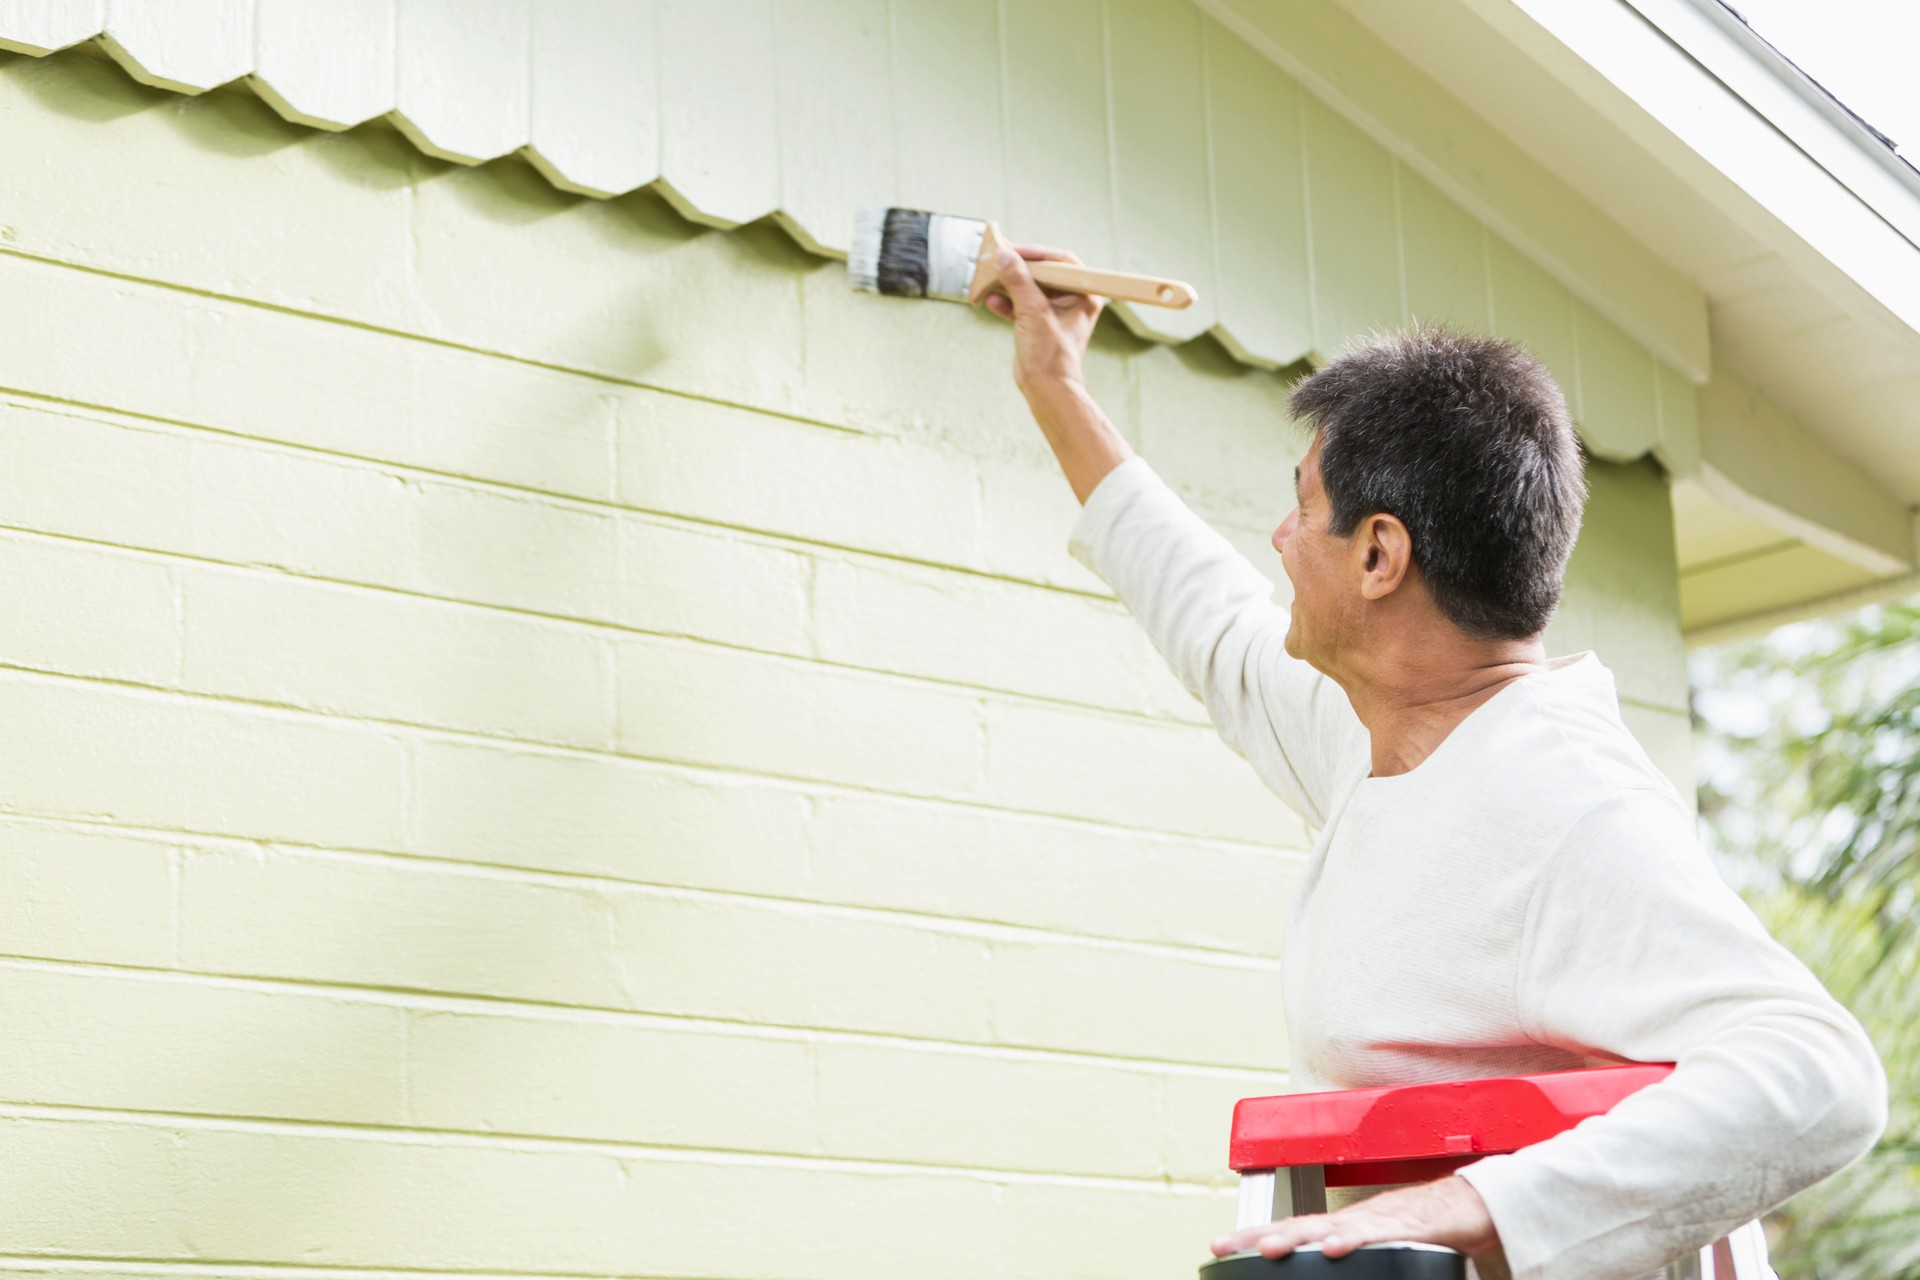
[849,204,932,297]
[876,207,932,296]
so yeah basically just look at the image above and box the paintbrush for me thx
[848,205,1197,309]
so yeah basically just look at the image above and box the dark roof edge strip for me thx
[1700,0,1920,191]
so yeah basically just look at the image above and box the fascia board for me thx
[1648,0,1920,248]
[1199,0,1711,381]
[1465,0,1920,351]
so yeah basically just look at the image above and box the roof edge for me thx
[1469,0,1920,349]
[1642,0,1920,249]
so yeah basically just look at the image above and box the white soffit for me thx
[1589,0,1920,349]
[1635,0,1920,259]
[1322,0,1920,526]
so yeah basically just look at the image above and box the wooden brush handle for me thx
[1027,261,1196,309]
[964,222,1197,310]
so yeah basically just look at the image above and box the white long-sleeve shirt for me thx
[1067,457,1887,1280]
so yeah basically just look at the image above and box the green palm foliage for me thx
[1691,602,1920,1279]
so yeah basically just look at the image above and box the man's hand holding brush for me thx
[980,244,1135,504]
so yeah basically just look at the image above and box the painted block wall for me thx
[0,48,1691,1280]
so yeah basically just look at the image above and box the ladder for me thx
[1224,1065,1772,1279]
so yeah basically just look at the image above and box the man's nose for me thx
[1272,508,1298,553]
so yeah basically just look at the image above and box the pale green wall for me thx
[1551,456,1695,794]
[0,46,1689,1280]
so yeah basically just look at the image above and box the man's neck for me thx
[1335,632,1550,778]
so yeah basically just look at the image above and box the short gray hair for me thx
[1287,327,1587,640]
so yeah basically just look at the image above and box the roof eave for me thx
[1466,0,1920,358]
[1400,0,1920,635]
[1668,0,1920,229]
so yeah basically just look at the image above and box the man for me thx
[982,243,1887,1280]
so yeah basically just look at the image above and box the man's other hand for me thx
[980,244,1104,400]
[1209,1176,1504,1277]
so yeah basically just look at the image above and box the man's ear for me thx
[1355,513,1414,601]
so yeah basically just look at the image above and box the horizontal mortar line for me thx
[0,663,1293,854]
[0,243,880,441]
[0,1101,1239,1195]
[0,1262,709,1280]
[0,1258,750,1280]
[0,1101,1242,1193]
[191,842,1295,970]
[0,385,1131,607]
[0,797,1302,916]
[0,954,1294,1081]
[0,809,1305,971]
[0,763,1296,881]
[17,807,1294,968]
[0,514,1213,735]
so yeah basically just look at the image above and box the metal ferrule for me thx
[925,213,987,301]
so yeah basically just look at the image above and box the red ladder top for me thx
[1229,1064,1675,1189]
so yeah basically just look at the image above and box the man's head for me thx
[1270,327,1586,668]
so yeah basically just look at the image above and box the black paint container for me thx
[1201,1245,1465,1280]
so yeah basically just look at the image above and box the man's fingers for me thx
[1254,1216,1337,1259]
[993,248,1051,313]
[1210,1219,1320,1256]
[985,293,1012,320]
[1005,244,1102,311]
[1212,1211,1395,1263]
[1208,1229,1254,1257]
[1006,242,1084,266]
[1317,1225,1372,1260]
[1209,1216,1339,1261]
[1208,1180,1496,1267]
[1210,1223,1294,1256]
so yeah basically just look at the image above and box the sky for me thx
[1730,0,1920,157]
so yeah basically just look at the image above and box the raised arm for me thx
[986,245,1365,824]
[1067,458,1363,825]
[982,243,1133,503]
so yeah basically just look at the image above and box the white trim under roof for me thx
[1663,0,1920,239]
[1473,0,1920,351]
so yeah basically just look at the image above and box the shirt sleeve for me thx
[1066,456,1366,827]
[1456,787,1888,1280]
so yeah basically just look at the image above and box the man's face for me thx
[1272,434,1345,666]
